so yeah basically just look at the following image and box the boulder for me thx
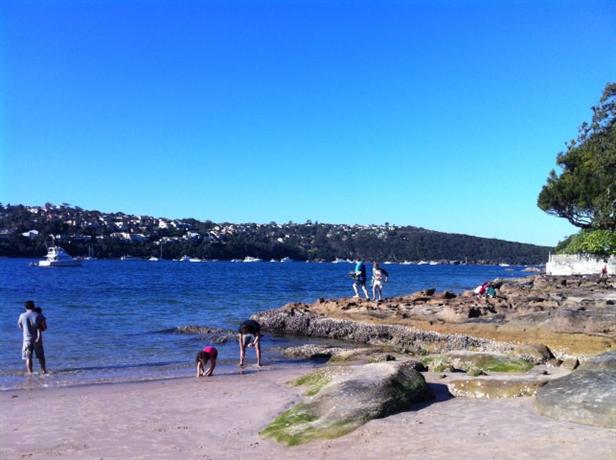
[534,351,616,429]
[515,343,555,364]
[261,361,434,445]
[447,378,547,398]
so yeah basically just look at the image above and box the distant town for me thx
[0,203,550,264]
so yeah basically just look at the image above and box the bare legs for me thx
[353,282,369,299]
[239,334,262,367]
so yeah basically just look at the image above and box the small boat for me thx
[280,257,293,263]
[148,256,159,262]
[499,263,511,267]
[37,244,82,267]
[121,255,142,261]
[178,255,191,262]
[417,260,428,265]
[429,261,439,266]
[188,258,201,263]
[243,256,261,262]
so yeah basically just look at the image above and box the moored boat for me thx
[37,245,82,267]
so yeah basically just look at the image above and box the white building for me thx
[546,254,615,276]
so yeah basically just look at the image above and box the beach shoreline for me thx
[2,365,614,460]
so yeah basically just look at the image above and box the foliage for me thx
[538,82,616,230]
[555,229,616,256]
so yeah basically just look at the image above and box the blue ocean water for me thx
[0,259,530,390]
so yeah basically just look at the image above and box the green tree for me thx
[538,83,616,230]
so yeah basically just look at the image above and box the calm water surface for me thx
[0,259,529,390]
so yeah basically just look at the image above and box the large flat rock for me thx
[534,351,616,429]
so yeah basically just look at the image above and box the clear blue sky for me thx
[1,0,615,246]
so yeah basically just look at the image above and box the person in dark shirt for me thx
[238,319,262,367]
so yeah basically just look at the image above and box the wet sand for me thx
[1,366,614,460]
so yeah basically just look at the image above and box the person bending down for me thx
[238,319,262,367]
[196,346,218,377]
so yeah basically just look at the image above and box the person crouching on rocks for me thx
[196,345,218,377]
[238,319,262,367]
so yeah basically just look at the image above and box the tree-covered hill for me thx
[0,203,550,264]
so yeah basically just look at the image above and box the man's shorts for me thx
[22,340,45,361]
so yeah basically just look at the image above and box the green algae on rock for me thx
[429,352,534,374]
[261,361,434,446]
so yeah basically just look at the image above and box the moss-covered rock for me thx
[429,352,534,374]
[261,361,434,445]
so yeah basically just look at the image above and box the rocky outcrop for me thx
[447,377,547,398]
[254,275,616,355]
[534,351,616,429]
[158,325,236,343]
[254,308,515,355]
[261,361,434,445]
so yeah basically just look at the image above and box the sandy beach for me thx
[1,365,614,460]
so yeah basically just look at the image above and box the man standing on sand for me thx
[17,300,47,375]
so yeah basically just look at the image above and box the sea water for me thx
[0,259,529,390]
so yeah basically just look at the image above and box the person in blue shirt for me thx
[352,259,370,299]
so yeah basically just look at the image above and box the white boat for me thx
[178,255,191,262]
[243,256,261,262]
[280,257,293,263]
[189,258,201,263]
[429,261,439,265]
[499,263,511,267]
[121,255,142,261]
[148,256,159,262]
[417,260,428,265]
[37,245,82,267]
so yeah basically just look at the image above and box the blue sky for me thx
[1,0,615,246]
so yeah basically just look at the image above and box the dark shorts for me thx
[22,340,45,361]
[354,277,367,286]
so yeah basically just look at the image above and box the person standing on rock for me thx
[352,259,370,299]
[371,262,389,302]
[238,319,262,367]
[17,300,47,375]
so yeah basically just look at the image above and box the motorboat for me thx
[148,256,159,262]
[37,245,82,267]
[188,257,201,263]
[243,256,261,262]
[178,255,191,262]
[280,257,293,263]
[121,255,142,261]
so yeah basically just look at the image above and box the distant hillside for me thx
[0,204,551,264]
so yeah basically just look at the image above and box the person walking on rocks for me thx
[238,319,262,367]
[352,259,369,299]
[371,262,389,302]
[17,300,47,375]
